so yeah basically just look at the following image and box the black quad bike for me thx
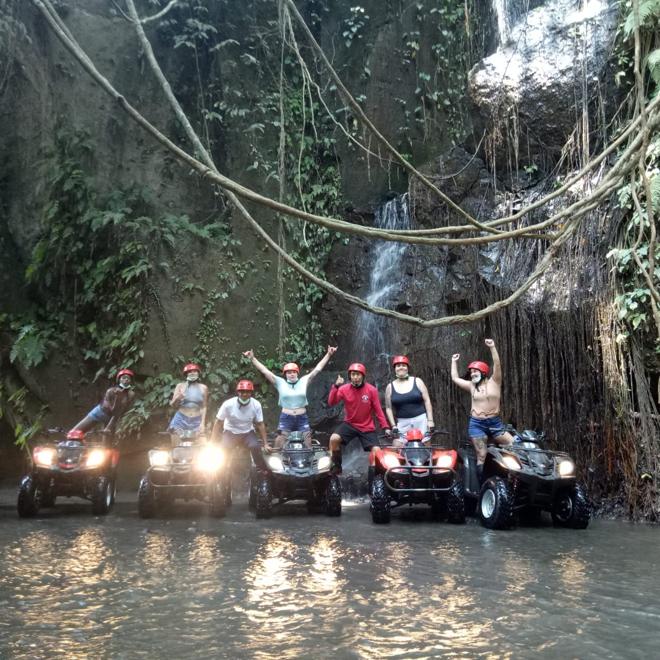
[460,429,590,530]
[249,432,341,519]
[17,429,118,517]
[369,431,465,525]
[137,430,230,518]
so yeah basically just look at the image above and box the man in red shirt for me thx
[328,363,390,474]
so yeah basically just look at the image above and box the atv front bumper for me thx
[507,471,577,508]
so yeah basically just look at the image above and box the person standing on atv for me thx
[384,355,434,442]
[328,363,390,474]
[210,379,270,472]
[71,368,136,434]
[451,338,513,482]
[168,363,209,436]
[243,346,337,447]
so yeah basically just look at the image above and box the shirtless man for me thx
[451,338,513,483]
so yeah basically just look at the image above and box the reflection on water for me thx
[1,499,659,658]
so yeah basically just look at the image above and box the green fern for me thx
[647,48,660,85]
[624,0,660,37]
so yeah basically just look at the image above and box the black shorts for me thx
[335,422,377,451]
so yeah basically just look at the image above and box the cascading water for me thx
[353,193,411,374]
[491,0,540,46]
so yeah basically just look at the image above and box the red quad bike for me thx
[369,429,465,524]
[17,428,119,517]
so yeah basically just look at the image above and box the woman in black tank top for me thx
[385,355,434,438]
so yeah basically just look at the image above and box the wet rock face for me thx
[469,0,619,162]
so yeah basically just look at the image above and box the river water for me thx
[0,488,658,659]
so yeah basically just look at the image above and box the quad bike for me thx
[369,429,465,525]
[249,431,341,519]
[460,428,590,530]
[137,430,229,518]
[17,428,119,517]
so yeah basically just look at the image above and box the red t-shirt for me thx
[328,382,389,432]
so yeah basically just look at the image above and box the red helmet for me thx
[67,429,85,442]
[116,368,134,380]
[467,361,490,377]
[405,428,424,441]
[183,363,201,375]
[282,362,300,374]
[392,355,410,367]
[236,379,255,392]
[347,363,366,376]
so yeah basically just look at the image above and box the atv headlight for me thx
[196,445,224,472]
[317,455,331,471]
[33,447,56,467]
[86,448,107,468]
[558,459,575,477]
[382,453,401,470]
[501,454,521,470]
[435,454,454,468]
[268,456,284,472]
[149,449,171,467]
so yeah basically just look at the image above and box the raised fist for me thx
[335,374,345,386]
[451,353,460,361]
[327,346,338,356]
[485,339,495,347]
[243,350,254,359]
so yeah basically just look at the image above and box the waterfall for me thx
[491,0,539,46]
[353,194,411,373]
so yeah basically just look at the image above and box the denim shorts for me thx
[468,415,506,440]
[278,412,311,433]
[168,411,202,433]
[88,405,111,423]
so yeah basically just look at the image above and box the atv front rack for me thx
[383,466,457,493]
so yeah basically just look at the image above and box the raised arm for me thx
[384,383,396,428]
[169,382,185,407]
[328,374,344,406]
[416,378,434,430]
[307,345,337,381]
[451,354,472,392]
[485,339,502,385]
[243,350,276,385]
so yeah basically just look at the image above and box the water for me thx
[354,194,411,371]
[1,488,659,659]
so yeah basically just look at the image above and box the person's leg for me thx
[72,406,107,433]
[245,431,269,471]
[275,412,292,448]
[489,416,514,446]
[297,414,313,448]
[329,433,343,473]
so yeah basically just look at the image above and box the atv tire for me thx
[210,481,228,518]
[447,481,466,524]
[138,477,157,519]
[370,474,390,524]
[552,483,590,529]
[17,476,41,518]
[255,476,273,519]
[324,476,342,517]
[479,476,515,529]
[91,476,115,515]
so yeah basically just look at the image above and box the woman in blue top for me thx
[243,346,337,446]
